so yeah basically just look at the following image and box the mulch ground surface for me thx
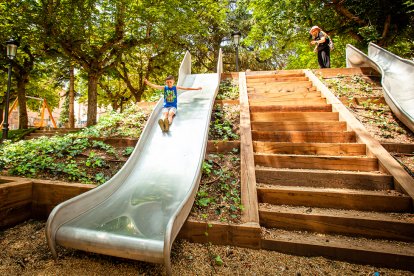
[1,220,412,275]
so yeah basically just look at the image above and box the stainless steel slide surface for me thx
[346,43,414,132]
[46,51,223,274]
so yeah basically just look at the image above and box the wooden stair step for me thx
[255,168,393,190]
[247,76,309,82]
[254,142,365,156]
[257,184,412,212]
[250,104,332,112]
[248,82,313,90]
[248,80,312,86]
[251,112,339,122]
[259,204,414,242]
[249,98,327,105]
[252,131,356,143]
[261,228,414,271]
[248,87,318,93]
[251,122,347,132]
[246,72,305,79]
[248,91,322,99]
[254,153,378,171]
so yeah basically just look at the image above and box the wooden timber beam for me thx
[239,72,260,225]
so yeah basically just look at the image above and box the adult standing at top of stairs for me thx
[310,26,331,68]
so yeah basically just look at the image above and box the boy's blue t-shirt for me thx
[163,85,177,108]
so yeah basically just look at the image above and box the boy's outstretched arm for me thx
[144,79,164,90]
[176,86,203,91]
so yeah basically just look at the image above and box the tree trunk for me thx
[0,107,3,124]
[69,63,75,128]
[17,75,29,129]
[87,71,99,126]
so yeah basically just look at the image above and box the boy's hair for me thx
[165,75,175,81]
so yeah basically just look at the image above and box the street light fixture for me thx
[231,31,242,72]
[2,39,19,142]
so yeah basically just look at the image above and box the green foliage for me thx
[122,147,134,156]
[209,105,239,141]
[217,80,239,100]
[194,153,243,222]
[214,255,224,266]
[202,160,214,176]
[77,105,149,138]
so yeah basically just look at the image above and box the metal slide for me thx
[46,50,223,274]
[346,42,414,132]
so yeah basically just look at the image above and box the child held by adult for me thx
[144,76,202,132]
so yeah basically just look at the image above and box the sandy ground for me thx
[1,220,412,276]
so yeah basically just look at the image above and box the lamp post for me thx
[2,39,19,141]
[231,31,241,72]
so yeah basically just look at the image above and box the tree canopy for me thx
[1,0,412,127]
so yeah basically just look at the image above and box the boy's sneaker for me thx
[158,119,166,132]
[164,118,170,132]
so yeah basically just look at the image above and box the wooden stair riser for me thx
[252,131,356,143]
[251,122,347,132]
[247,87,318,93]
[251,112,339,122]
[255,169,393,190]
[246,72,305,79]
[261,238,414,271]
[248,91,322,99]
[254,154,378,172]
[247,80,312,87]
[254,142,365,156]
[250,105,332,112]
[249,98,327,106]
[247,76,309,82]
[257,187,412,212]
[259,210,414,242]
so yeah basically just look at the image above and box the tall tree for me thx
[37,0,150,126]
[0,1,60,129]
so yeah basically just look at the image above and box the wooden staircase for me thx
[243,70,414,270]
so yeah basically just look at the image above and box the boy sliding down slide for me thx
[145,76,202,132]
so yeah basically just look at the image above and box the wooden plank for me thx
[206,140,240,153]
[253,142,366,156]
[261,237,414,272]
[255,168,393,190]
[251,112,339,122]
[31,180,94,219]
[238,72,260,224]
[381,143,414,154]
[177,219,261,249]
[250,104,332,113]
[257,185,412,212]
[214,99,239,106]
[246,71,305,79]
[255,154,378,171]
[259,207,414,242]
[313,67,380,78]
[247,76,309,82]
[0,181,32,229]
[221,72,239,80]
[251,121,347,132]
[248,91,322,99]
[248,87,318,93]
[249,98,327,105]
[178,219,230,245]
[305,70,414,202]
[248,81,313,88]
[252,131,356,143]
